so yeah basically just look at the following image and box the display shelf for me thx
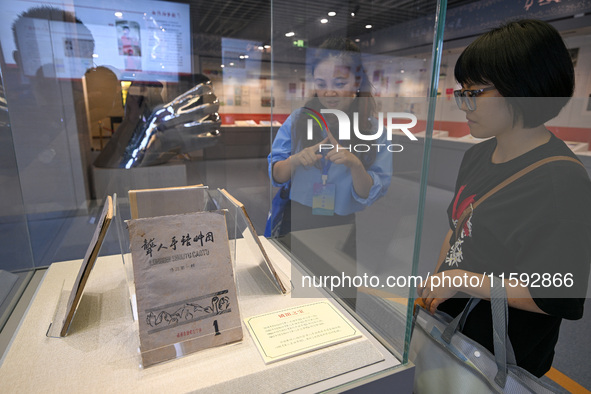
[0,237,413,393]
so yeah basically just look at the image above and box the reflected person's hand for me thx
[291,137,329,168]
[325,131,363,170]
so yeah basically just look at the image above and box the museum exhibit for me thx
[1,0,591,392]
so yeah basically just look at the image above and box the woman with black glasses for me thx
[418,19,591,377]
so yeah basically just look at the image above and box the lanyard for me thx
[321,153,332,185]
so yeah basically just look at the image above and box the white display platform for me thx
[0,237,411,393]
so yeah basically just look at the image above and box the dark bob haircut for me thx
[454,19,574,128]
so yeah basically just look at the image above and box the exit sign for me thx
[292,39,307,48]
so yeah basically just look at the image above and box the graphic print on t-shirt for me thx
[446,184,476,267]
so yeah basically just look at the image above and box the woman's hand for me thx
[324,131,363,169]
[417,269,548,315]
[291,137,329,168]
[323,131,373,198]
[326,146,364,169]
[417,270,463,314]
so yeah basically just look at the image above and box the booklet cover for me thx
[127,210,243,367]
[57,195,113,337]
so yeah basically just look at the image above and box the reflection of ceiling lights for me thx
[229,62,235,66]
[355,38,360,42]
[258,46,264,50]
[328,11,336,16]
[114,12,122,17]
[285,31,295,37]
[365,24,372,29]
[264,44,271,49]
[92,54,99,58]
[221,64,225,68]
[320,18,328,24]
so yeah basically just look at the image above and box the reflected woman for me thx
[267,38,392,306]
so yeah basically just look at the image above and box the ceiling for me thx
[168,0,591,61]
[179,0,478,45]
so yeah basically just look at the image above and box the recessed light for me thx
[114,12,122,17]
[321,18,328,24]
[355,38,360,42]
[328,11,336,16]
[285,32,295,37]
[264,45,271,49]
[365,24,372,29]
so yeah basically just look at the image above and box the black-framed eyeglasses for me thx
[453,87,496,111]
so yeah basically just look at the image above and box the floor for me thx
[0,157,589,391]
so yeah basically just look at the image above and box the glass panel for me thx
[0,59,36,327]
[0,0,589,386]
[269,0,448,361]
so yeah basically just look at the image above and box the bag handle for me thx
[441,298,479,342]
[440,276,515,388]
[490,275,513,387]
[455,155,583,241]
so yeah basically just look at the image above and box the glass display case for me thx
[0,70,36,332]
[1,0,590,391]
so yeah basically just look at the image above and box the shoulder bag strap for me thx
[454,155,583,241]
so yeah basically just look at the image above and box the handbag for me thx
[409,276,559,393]
[264,182,291,238]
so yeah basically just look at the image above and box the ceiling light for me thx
[320,18,328,24]
[264,44,271,49]
[351,12,355,17]
[285,32,295,37]
[328,11,336,17]
[229,62,235,66]
[258,46,264,50]
[221,65,225,68]
[365,24,372,29]
[114,12,122,17]
[355,38,360,42]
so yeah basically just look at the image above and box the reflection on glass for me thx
[268,38,394,308]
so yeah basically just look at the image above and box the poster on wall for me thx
[0,0,191,82]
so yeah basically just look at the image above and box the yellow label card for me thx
[245,301,361,364]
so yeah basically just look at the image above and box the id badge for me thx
[312,183,335,216]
